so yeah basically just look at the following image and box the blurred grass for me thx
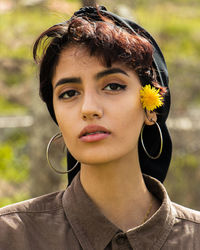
[0,131,30,207]
[136,3,200,64]
[0,132,29,183]
[166,153,200,210]
[0,194,30,208]
[0,97,27,115]
[0,8,66,59]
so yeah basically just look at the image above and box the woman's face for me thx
[52,45,146,165]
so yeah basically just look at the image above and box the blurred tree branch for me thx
[82,0,96,7]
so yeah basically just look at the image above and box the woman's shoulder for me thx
[0,190,71,250]
[172,202,200,225]
[0,190,64,217]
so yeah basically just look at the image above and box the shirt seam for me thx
[175,215,200,224]
[0,206,63,217]
[153,216,175,249]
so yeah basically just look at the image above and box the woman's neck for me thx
[80,153,160,231]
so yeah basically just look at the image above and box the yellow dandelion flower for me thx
[140,84,164,112]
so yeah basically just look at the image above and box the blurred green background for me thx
[0,0,200,209]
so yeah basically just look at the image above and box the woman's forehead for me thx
[59,45,91,62]
[57,44,130,73]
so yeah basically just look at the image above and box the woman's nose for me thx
[81,91,103,121]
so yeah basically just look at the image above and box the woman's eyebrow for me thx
[96,68,129,79]
[54,77,81,89]
[54,68,129,89]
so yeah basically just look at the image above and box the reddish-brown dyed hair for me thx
[33,9,165,122]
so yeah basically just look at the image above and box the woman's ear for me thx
[144,111,157,125]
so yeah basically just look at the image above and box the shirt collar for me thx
[62,173,175,250]
[125,174,176,249]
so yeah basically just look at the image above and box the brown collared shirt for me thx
[1,174,200,250]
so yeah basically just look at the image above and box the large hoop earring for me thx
[46,132,79,174]
[140,121,163,160]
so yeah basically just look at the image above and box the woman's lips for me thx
[79,125,111,142]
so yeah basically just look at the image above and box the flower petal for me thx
[140,84,164,111]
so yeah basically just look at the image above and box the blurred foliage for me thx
[0,96,27,115]
[0,131,30,207]
[135,3,200,64]
[0,60,33,86]
[0,132,29,183]
[0,193,29,208]
[166,153,200,210]
[0,8,63,59]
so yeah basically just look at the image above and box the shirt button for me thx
[116,234,126,245]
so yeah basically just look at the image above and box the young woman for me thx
[0,6,200,250]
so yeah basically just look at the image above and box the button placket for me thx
[115,233,127,245]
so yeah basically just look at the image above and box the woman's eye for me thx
[103,83,127,91]
[59,90,79,99]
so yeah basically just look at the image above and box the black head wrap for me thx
[47,6,172,184]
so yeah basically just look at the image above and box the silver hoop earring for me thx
[140,121,163,160]
[46,132,79,174]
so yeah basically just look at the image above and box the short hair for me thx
[33,7,165,122]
